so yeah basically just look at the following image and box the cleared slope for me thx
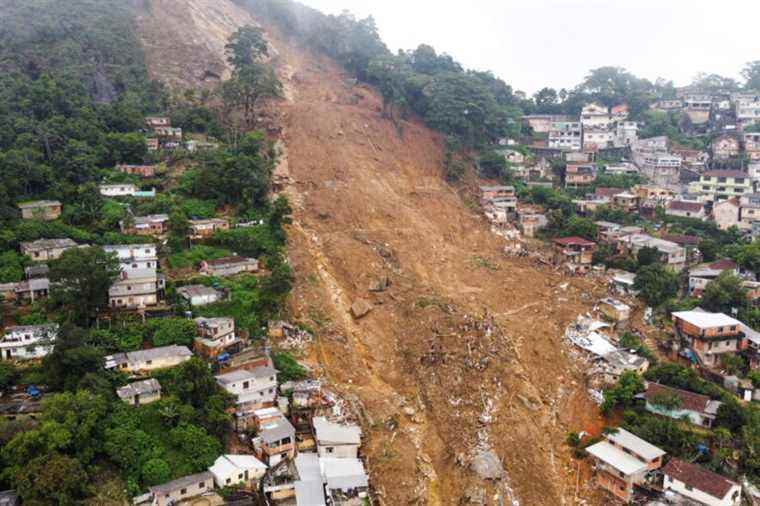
[136,2,608,503]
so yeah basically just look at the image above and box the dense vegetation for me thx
[241,0,523,147]
[0,3,292,503]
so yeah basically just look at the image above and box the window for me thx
[146,360,152,365]
[243,381,250,389]
[226,478,231,484]
[685,485,693,491]
[180,488,187,495]
[327,447,334,454]
[199,482,205,489]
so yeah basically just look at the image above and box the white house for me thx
[0,324,58,361]
[209,454,267,489]
[313,417,362,459]
[103,244,158,271]
[216,366,278,415]
[177,285,224,306]
[116,378,162,406]
[99,183,138,197]
[105,345,192,373]
[663,458,741,506]
[644,382,722,428]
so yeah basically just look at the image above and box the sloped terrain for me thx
[136,2,608,503]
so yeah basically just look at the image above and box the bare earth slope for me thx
[136,2,607,503]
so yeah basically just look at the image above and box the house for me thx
[597,298,631,324]
[639,154,682,186]
[583,127,615,151]
[672,310,747,368]
[313,417,362,459]
[611,103,629,120]
[24,264,49,279]
[483,198,517,224]
[693,170,752,202]
[684,95,712,125]
[619,234,686,270]
[643,382,721,428]
[594,187,624,200]
[0,324,58,361]
[522,114,569,133]
[145,116,170,128]
[116,164,156,178]
[739,193,760,230]
[735,94,760,127]
[612,192,639,213]
[609,270,637,296]
[216,367,278,428]
[105,345,193,373]
[149,472,214,506]
[146,138,159,151]
[688,260,738,296]
[605,162,640,176]
[565,164,597,188]
[194,316,239,357]
[17,200,62,221]
[651,99,683,112]
[671,147,709,170]
[633,184,675,204]
[177,285,224,306]
[580,103,612,129]
[200,256,259,277]
[209,454,268,489]
[120,214,169,236]
[258,417,296,465]
[585,428,665,502]
[548,121,583,151]
[99,183,138,197]
[713,198,741,230]
[116,378,162,406]
[519,213,548,238]
[13,278,50,304]
[744,132,760,160]
[498,149,525,164]
[634,136,670,152]
[552,237,596,273]
[20,238,78,262]
[189,218,230,239]
[322,457,370,504]
[600,351,649,383]
[479,185,516,204]
[103,244,158,270]
[153,126,183,143]
[663,458,741,506]
[595,221,622,243]
[109,268,165,309]
[711,135,740,160]
[665,200,706,220]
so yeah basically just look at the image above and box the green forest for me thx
[0,1,292,503]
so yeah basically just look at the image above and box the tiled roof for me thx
[663,458,737,499]
[644,383,710,413]
[554,237,596,247]
[667,201,703,213]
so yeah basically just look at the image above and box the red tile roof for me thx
[663,458,737,499]
[667,201,704,213]
[709,259,737,271]
[553,237,596,247]
[645,383,710,413]
[595,187,625,198]
[662,234,700,245]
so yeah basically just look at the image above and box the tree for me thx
[533,87,559,113]
[634,264,679,307]
[699,239,720,262]
[220,62,282,130]
[743,61,760,91]
[146,318,197,347]
[225,25,269,70]
[142,458,171,486]
[636,246,660,268]
[43,325,106,391]
[49,246,120,324]
[601,371,644,414]
[477,150,507,179]
[273,351,308,382]
[16,453,88,506]
[701,272,748,315]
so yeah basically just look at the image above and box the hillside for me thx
[135,1,607,504]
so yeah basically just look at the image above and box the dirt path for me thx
[135,3,609,503]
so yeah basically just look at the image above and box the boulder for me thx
[351,299,373,319]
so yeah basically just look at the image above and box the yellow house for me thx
[690,170,752,201]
